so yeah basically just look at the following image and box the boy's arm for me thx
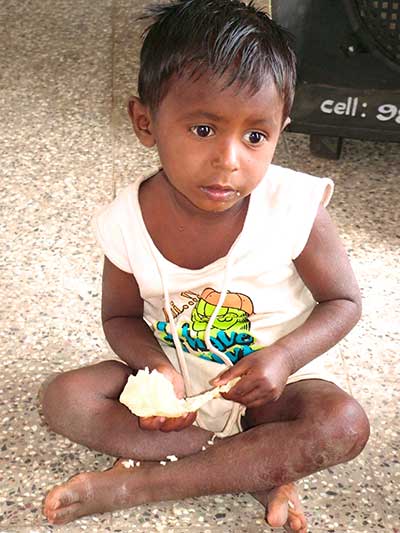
[215,204,361,406]
[274,203,362,372]
[101,256,182,392]
[102,256,196,431]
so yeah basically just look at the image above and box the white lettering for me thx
[320,99,334,114]
[352,97,359,117]
[321,98,400,124]
[376,104,398,122]
[346,97,352,115]
[334,102,347,115]
[321,97,358,117]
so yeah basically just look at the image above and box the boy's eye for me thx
[191,125,214,137]
[244,131,266,144]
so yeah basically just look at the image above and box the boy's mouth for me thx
[200,185,238,202]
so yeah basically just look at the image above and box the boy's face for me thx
[131,71,288,213]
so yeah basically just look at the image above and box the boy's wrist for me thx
[153,361,179,376]
[272,342,297,376]
[123,344,174,374]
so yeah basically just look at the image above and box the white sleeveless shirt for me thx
[93,164,337,437]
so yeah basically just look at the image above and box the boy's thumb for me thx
[210,358,248,387]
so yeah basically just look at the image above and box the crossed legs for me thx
[40,360,370,528]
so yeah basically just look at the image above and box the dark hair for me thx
[137,0,296,120]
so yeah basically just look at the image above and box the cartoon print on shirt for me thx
[154,287,261,364]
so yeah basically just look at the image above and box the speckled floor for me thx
[1,1,399,532]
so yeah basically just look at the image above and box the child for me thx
[41,1,370,530]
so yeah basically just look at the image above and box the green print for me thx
[191,298,251,334]
[154,288,260,364]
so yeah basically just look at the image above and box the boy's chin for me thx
[194,199,241,214]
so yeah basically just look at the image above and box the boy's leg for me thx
[42,377,369,525]
[243,378,370,530]
[41,360,306,530]
[41,360,214,460]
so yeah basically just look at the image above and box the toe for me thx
[267,483,308,532]
[47,503,82,525]
[288,511,308,533]
[43,480,83,524]
[46,485,80,510]
[284,518,307,533]
[289,516,301,530]
[289,514,305,531]
[266,488,290,527]
[44,490,62,512]
[267,502,288,527]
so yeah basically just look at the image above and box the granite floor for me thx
[1,1,399,532]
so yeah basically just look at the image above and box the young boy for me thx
[41,1,370,531]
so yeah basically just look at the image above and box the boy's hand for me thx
[139,411,197,432]
[138,363,197,432]
[211,346,293,409]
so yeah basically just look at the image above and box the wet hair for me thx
[137,0,296,120]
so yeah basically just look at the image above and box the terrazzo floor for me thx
[1,1,399,532]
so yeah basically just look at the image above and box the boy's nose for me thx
[212,139,240,172]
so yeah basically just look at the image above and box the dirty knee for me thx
[335,397,370,459]
[315,395,370,466]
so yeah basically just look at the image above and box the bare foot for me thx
[43,462,148,525]
[43,459,307,529]
[253,483,308,533]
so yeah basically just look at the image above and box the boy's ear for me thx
[128,97,156,147]
[281,116,291,131]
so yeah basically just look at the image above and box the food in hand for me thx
[119,367,239,418]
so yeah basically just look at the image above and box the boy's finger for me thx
[160,411,196,432]
[223,382,259,402]
[239,388,266,407]
[139,416,166,431]
[159,417,182,432]
[228,378,257,397]
[173,411,197,431]
[211,360,248,386]
[182,411,197,427]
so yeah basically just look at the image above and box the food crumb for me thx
[122,459,136,469]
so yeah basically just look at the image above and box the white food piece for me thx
[119,367,240,418]
[122,459,136,469]
[166,455,178,462]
